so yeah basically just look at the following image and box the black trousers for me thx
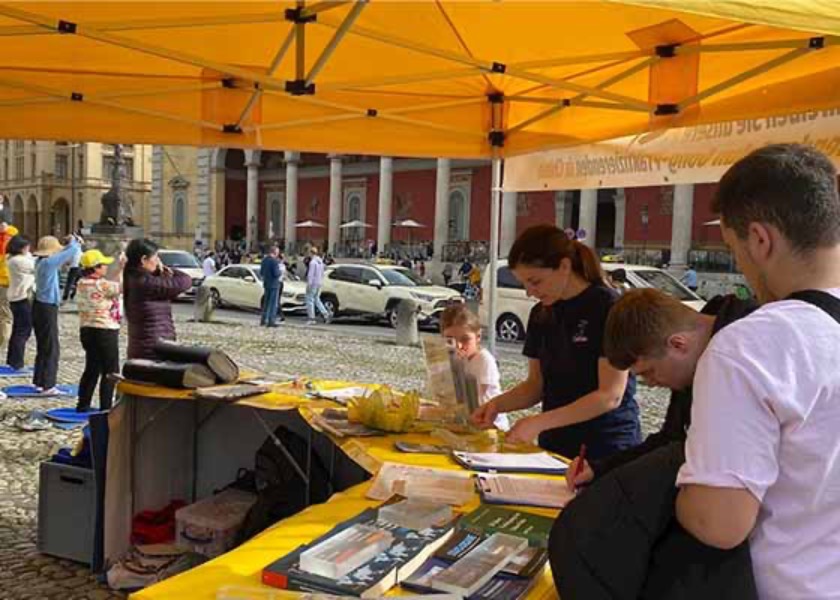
[7,298,32,370]
[32,300,60,390]
[78,327,120,411]
[63,267,81,301]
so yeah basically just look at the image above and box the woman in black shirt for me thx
[472,225,641,460]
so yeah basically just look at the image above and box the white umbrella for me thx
[340,220,373,229]
[703,218,721,226]
[393,219,425,228]
[295,220,325,228]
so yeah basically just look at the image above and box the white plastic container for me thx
[175,489,257,558]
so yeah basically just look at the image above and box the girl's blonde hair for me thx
[440,303,481,333]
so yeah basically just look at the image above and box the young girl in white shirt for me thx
[440,304,509,430]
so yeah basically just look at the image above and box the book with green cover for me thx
[458,505,554,548]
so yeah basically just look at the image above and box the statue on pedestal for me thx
[99,144,134,226]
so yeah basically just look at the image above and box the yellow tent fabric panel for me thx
[0,2,838,158]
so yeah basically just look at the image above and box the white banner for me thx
[505,108,840,191]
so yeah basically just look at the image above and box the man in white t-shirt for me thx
[676,144,840,600]
[202,251,216,277]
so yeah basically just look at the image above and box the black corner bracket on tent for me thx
[221,78,236,89]
[285,7,317,24]
[70,92,83,102]
[57,20,77,34]
[655,43,679,58]
[222,124,243,134]
[655,103,679,116]
[491,62,507,74]
[285,80,315,96]
[489,130,505,147]
[487,92,504,104]
[810,36,825,49]
[366,109,378,117]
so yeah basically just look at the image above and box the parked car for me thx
[320,263,463,327]
[480,259,706,342]
[157,249,204,297]
[201,264,307,313]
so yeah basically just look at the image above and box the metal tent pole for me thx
[488,156,502,356]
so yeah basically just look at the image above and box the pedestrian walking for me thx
[305,247,331,325]
[75,249,123,412]
[202,251,217,277]
[6,235,34,370]
[62,249,82,302]
[32,235,82,394]
[442,263,453,286]
[259,246,282,327]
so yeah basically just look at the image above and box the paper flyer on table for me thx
[476,473,575,509]
[366,462,474,505]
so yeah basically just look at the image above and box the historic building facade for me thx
[149,147,727,268]
[0,141,152,241]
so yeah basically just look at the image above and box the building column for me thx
[554,191,573,229]
[377,156,393,254]
[328,155,342,255]
[670,184,694,269]
[244,150,261,251]
[614,188,626,250]
[500,191,518,258]
[284,151,299,248]
[578,188,598,248]
[433,158,451,260]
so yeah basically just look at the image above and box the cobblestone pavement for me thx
[0,306,670,599]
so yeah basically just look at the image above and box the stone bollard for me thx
[193,285,215,323]
[395,299,420,346]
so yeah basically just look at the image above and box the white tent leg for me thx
[488,157,502,356]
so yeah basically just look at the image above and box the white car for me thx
[320,264,463,327]
[480,259,706,342]
[201,263,307,313]
[157,249,205,297]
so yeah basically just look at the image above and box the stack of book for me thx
[261,504,552,599]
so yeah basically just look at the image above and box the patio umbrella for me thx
[704,219,721,226]
[339,220,373,229]
[295,220,325,229]
[394,219,427,250]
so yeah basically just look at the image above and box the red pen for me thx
[572,443,587,491]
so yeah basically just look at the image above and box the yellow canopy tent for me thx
[2,0,839,351]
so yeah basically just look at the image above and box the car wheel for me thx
[321,295,339,316]
[209,288,223,308]
[386,303,400,329]
[496,313,523,342]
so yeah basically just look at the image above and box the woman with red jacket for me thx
[123,238,191,360]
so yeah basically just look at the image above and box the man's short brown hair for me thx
[605,289,699,370]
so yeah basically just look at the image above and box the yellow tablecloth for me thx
[119,381,561,599]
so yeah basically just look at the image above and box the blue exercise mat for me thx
[0,365,34,377]
[44,407,99,424]
[3,384,79,398]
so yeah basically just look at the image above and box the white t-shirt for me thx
[677,290,840,600]
[202,256,216,277]
[464,348,509,431]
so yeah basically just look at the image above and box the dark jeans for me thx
[7,298,32,370]
[78,327,120,411]
[32,301,59,390]
[261,284,283,326]
[63,267,81,301]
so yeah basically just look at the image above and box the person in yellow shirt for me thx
[0,223,20,352]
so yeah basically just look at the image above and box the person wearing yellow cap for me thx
[74,248,124,412]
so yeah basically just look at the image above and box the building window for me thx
[14,140,23,153]
[173,191,187,234]
[30,153,36,179]
[55,155,69,179]
[14,156,24,181]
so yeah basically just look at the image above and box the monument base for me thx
[87,226,144,277]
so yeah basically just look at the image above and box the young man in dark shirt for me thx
[566,288,756,488]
